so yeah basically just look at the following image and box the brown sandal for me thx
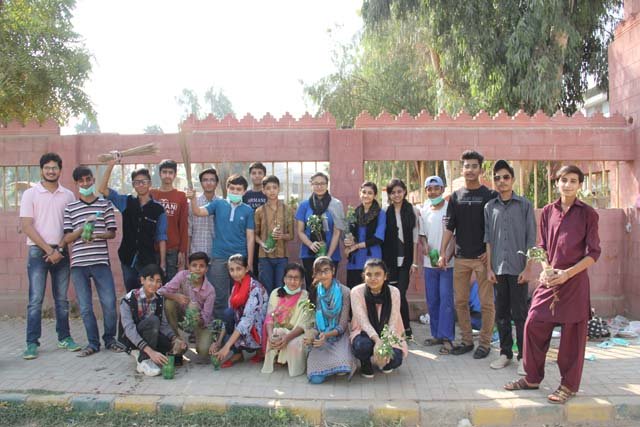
[77,347,97,357]
[547,385,575,404]
[439,340,453,355]
[504,377,539,391]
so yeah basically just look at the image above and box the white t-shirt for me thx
[419,201,453,268]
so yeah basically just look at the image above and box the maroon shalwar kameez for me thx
[523,199,600,392]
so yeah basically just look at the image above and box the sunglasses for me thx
[493,174,512,182]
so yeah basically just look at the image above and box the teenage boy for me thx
[243,162,267,273]
[505,165,600,405]
[254,175,294,293]
[243,162,267,209]
[98,159,167,291]
[188,174,255,318]
[484,160,536,373]
[438,150,497,359]
[63,166,121,357]
[189,168,218,285]
[151,159,188,281]
[158,252,215,357]
[20,153,80,359]
[119,264,187,376]
[419,176,455,354]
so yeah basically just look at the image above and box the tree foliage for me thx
[176,86,234,120]
[305,0,622,127]
[143,124,164,134]
[0,0,94,125]
[74,115,100,134]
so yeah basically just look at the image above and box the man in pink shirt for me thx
[20,153,81,359]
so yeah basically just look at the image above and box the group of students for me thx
[19,150,599,404]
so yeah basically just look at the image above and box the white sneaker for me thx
[130,349,140,362]
[490,354,511,369]
[382,368,394,374]
[137,358,161,376]
[517,358,526,376]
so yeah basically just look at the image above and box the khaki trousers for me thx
[453,258,495,348]
[164,299,212,356]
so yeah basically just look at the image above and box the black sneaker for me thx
[360,360,374,378]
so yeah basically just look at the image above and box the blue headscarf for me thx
[315,279,342,333]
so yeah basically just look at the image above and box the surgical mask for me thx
[284,285,302,295]
[227,193,242,204]
[429,196,444,206]
[79,185,95,197]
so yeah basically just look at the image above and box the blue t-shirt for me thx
[295,200,342,262]
[107,188,167,242]
[205,198,255,259]
[346,209,386,270]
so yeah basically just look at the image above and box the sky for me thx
[64,0,363,135]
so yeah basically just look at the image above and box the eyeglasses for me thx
[42,166,60,172]
[311,182,327,187]
[316,268,333,276]
[463,163,480,170]
[284,275,302,281]
[132,179,151,186]
[493,174,512,182]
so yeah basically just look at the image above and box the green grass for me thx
[0,404,309,427]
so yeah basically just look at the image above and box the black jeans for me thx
[136,315,172,362]
[495,274,528,359]
[352,331,403,370]
[389,264,412,335]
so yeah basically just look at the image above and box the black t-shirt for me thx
[445,185,497,259]
[243,190,266,210]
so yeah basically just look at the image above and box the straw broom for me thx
[97,143,158,163]
[178,131,193,190]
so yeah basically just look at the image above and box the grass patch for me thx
[0,404,309,427]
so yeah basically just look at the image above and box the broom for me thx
[178,131,193,190]
[97,143,159,163]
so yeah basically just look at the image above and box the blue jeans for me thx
[26,246,71,346]
[157,249,179,282]
[121,262,143,292]
[424,267,455,341]
[258,257,287,295]
[210,258,232,319]
[71,264,118,351]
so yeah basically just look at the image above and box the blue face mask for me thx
[227,193,242,204]
[284,285,301,295]
[429,195,444,206]
[79,184,95,197]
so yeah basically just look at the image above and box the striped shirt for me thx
[63,198,117,268]
[188,194,215,255]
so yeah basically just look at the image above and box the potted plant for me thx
[209,319,224,370]
[519,246,560,314]
[300,299,318,344]
[374,324,403,368]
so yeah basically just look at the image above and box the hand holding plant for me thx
[374,325,403,368]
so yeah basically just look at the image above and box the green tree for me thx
[359,0,622,115]
[176,88,201,120]
[0,0,94,125]
[74,115,100,134]
[143,124,163,134]
[204,86,234,119]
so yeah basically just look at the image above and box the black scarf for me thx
[349,200,381,246]
[310,192,331,216]
[383,200,416,270]
[365,283,392,336]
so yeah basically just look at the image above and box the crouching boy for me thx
[158,252,216,357]
[118,264,187,376]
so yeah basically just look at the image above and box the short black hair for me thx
[361,181,378,196]
[188,251,210,265]
[309,172,329,184]
[276,263,306,297]
[139,264,164,281]
[461,150,484,166]
[72,166,93,182]
[158,159,177,172]
[555,165,585,183]
[262,175,280,187]
[226,174,248,190]
[40,153,62,169]
[249,162,267,175]
[493,160,514,178]
[199,168,218,183]
[131,168,151,181]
